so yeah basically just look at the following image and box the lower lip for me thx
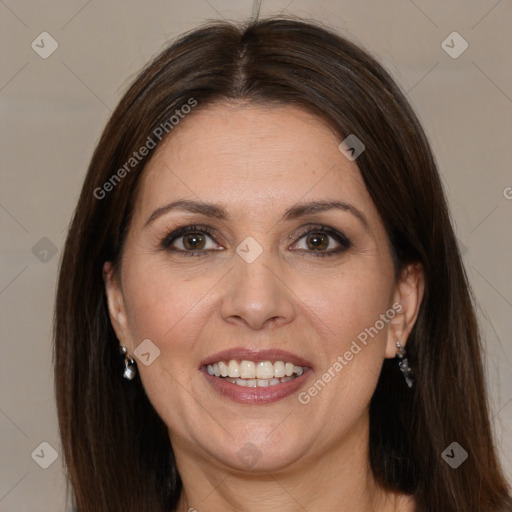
[201,368,312,404]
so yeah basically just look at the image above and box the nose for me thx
[219,245,296,331]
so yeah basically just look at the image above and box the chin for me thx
[219,445,304,473]
[203,426,310,473]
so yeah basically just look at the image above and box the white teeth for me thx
[273,361,285,378]
[206,359,307,387]
[240,360,256,379]
[218,361,229,377]
[256,361,274,380]
[228,360,240,378]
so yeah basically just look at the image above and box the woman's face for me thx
[104,103,422,473]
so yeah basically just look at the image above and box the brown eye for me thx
[160,225,223,256]
[182,233,206,250]
[305,233,329,251]
[291,225,351,257]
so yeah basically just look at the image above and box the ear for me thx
[385,262,425,358]
[103,261,133,351]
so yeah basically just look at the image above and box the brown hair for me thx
[54,17,512,511]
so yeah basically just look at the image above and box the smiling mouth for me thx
[206,359,305,387]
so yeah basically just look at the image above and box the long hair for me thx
[53,17,512,511]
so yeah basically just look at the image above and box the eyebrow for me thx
[144,198,370,231]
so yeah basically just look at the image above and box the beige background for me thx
[1,1,511,510]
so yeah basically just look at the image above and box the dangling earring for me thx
[396,341,414,388]
[120,345,137,380]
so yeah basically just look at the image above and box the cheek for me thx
[297,281,391,430]
[303,259,394,347]
[298,259,394,404]
[122,257,218,346]
[120,261,218,423]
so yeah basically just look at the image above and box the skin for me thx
[104,103,424,512]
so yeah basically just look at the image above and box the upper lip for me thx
[199,347,312,369]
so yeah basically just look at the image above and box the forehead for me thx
[132,103,376,226]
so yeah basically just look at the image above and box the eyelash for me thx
[159,224,352,258]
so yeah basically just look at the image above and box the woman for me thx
[53,17,512,511]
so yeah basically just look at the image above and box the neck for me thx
[172,411,412,512]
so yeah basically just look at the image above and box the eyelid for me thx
[289,224,351,253]
[160,224,222,250]
[291,224,350,243]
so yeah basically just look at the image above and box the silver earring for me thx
[396,341,414,388]
[120,345,137,380]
